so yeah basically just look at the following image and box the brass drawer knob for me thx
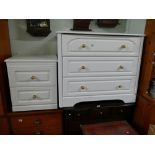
[31,75,37,80]
[118,85,122,88]
[116,85,123,89]
[32,95,38,99]
[18,118,23,123]
[80,65,86,70]
[81,44,86,48]
[34,119,41,125]
[120,45,126,48]
[118,65,124,70]
[80,85,86,90]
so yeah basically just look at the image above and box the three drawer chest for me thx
[57,31,144,108]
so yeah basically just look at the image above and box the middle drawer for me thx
[63,57,139,77]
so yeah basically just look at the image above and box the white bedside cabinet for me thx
[5,55,58,112]
[57,31,144,108]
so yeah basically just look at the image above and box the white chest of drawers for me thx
[5,55,57,112]
[57,31,144,108]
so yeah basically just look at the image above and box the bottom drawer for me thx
[12,126,62,135]
[0,117,10,134]
[10,86,57,106]
[11,113,62,128]
[10,110,63,135]
[63,76,136,97]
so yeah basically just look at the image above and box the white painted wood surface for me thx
[5,55,57,111]
[57,31,144,107]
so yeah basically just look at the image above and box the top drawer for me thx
[10,112,62,129]
[61,34,142,56]
[7,63,57,87]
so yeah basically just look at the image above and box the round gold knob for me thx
[118,85,122,89]
[81,66,86,70]
[32,95,37,99]
[31,75,37,80]
[80,85,88,91]
[18,119,23,123]
[81,44,86,48]
[118,65,124,70]
[34,119,41,125]
[80,85,85,90]
[120,45,126,48]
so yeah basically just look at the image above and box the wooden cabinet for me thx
[134,20,155,134]
[0,20,11,134]
[0,20,11,59]
[0,20,11,115]
[134,95,155,134]
[9,110,63,135]
[0,117,10,134]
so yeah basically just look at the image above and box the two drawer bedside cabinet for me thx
[5,55,57,112]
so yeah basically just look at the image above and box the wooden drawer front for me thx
[11,113,62,129]
[12,126,62,135]
[7,63,56,87]
[62,34,141,56]
[63,57,138,77]
[63,76,136,97]
[0,117,10,134]
[10,86,57,106]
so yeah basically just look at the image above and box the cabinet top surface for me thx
[5,55,57,63]
[56,31,145,37]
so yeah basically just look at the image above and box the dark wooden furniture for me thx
[133,19,155,134]
[63,100,135,135]
[72,19,91,31]
[0,117,10,134]
[81,120,137,135]
[8,109,63,135]
[0,20,12,134]
[0,20,12,115]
